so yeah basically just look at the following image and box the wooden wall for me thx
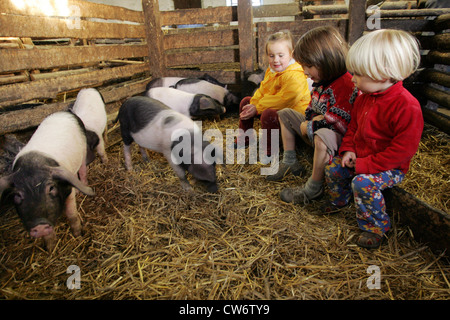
[0,0,150,134]
[0,0,449,135]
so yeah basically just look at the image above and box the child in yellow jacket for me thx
[235,30,311,163]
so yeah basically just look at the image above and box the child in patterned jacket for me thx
[270,26,359,206]
[324,29,423,249]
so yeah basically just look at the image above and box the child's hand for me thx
[240,104,257,120]
[342,151,356,168]
[312,115,324,121]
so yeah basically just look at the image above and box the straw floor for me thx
[0,114,449,300]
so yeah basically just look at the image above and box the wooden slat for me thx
[142,0,164,79]
[0,0,143,23]
[427,50,450,65]
[163,29,238,50]
[348,0,366,44]
[0,14,145,39]
[253,3,300,17]
[0,63,150,108]
[165,49,238,67]
[379,18,434,32]
[0,44,148,73]
[160,6,237,26]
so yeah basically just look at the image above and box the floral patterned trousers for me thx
[325,157,405,235]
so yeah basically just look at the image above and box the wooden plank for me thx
[0,0,143,23]
[160,6,237,26]
[384,187,450,256]
[421,85,450,109]
[142,0,165,79]
[434,13,450,32]
[165,49,238,67]
[421,106,450,135]
[0,14,145,39]
[379,18,434,32]
[427,50,450,65]
[238,0,255,82]
[253,3,300,18]
[348,0,367,44]
[0,44,148,73]
[0,78,149,135]
[163,29,238,50]
[421,69,450,88]
[0,63,150,108]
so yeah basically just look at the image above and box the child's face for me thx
[351,74,394,94]
[302,65,321,83]
[267,40,292,73]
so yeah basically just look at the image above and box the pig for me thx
[0,111,95,251]
[146,77,185,90]
[145,87,226,118]
[173,78,240,113]
[116,96,218,193]
[70,88,108,164]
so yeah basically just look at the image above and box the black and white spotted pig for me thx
[117,96,218,193]
[0,111,95,251]
[146,77,185,90]
[70,88,108,164]
[173,78,240,113]
[146,87,226,118]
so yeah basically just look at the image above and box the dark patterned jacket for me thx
[305,72,359,144]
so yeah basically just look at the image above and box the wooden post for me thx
[142,0,165,78]
[347,0,367,44]
[238,0,254,84]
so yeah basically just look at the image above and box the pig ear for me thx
[51,167,95,196]
[199,97,214,111]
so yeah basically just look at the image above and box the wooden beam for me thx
[142,0,165,78]
[347,0,367,45]
[0,14,145,39]
[160,6,237,26]
[238,0,255,84]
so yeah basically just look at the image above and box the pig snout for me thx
[30,224,54,238]
[206,182,218,193]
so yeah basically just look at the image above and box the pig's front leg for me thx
[123,144,133,171]
[64,189,82,237]
[140,147,150,162]
[78,158,88,185]
[166,153,192,191]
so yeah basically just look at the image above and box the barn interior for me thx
[0,0,449,300]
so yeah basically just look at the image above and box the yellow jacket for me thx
[250,61,311,115]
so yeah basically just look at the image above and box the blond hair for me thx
[346,29,420,81]
[265,30,294,55]
[293,26,349,81]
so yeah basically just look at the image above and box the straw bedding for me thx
[0,113,449,300]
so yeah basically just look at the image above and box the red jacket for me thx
[339,81,423,174]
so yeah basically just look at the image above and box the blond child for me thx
[271,26,359,205]
[324,29,423,248]
[235,30,311,163]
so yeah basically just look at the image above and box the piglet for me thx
[146,87,226,118]
[70,88,108,164]
[173,78,240,113]
[117,96,218,193]
[0,111,95,251]
[146,77,185,90]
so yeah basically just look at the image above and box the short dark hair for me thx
[294,26,348,81]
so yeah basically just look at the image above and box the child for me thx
[270,26,359,206]
[324,29,423,249]
[235,30,311,163]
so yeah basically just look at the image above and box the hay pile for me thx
[0,115,449,300]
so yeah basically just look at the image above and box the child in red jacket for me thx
[324,29,424,249]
